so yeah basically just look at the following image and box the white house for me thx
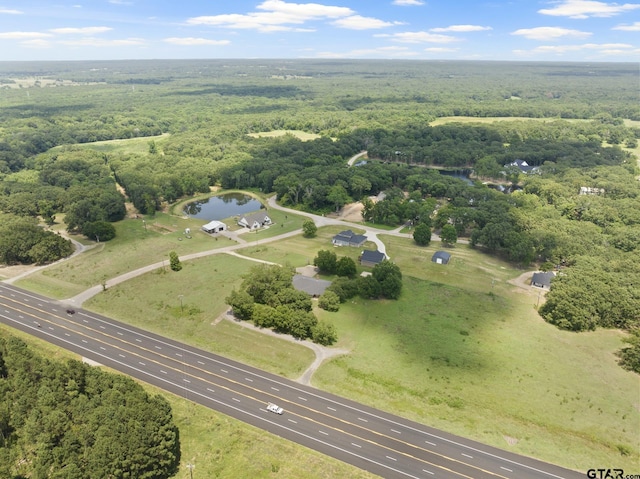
[201,220,226,233]
[237,212,272,230]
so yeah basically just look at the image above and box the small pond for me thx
[183,193,265,220]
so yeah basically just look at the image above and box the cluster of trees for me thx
[225,264,337,345]
[0,335,181,478]
[333,259,403,301]
[0,149,125,264]
[0,214,73,265]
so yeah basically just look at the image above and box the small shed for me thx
[202,220,226,233]
[531,271,555,289]
[360,250,385,268]
[431,251,451,265]
[332,230,367,247]
[292,275,332,297]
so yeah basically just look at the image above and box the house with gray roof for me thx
[237,211,272,230]
[332,229,367,247]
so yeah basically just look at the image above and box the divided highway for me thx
[0,283,585,479]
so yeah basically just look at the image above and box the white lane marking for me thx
[232,397,240,402]
[83,319,89,323]
[425,441,437,446]
[423,470,434,475]
[155,346,162,350]
[99,346,106,351]
[160,370,167,374]
[197,361,204,365]
[501,467,513,472]
[245,377,253,382]
[119,354,125,358]
[183,378,191,383]
[99,325,105,329]
[462,453,473,459]
[65,333,70,337]
[288,419,297,424]
[175,352,182,357]
[82,339,88,343]
[18,315,24,319]
[117,331,123,335]
[220,369,228,373]
[391,429,402,434]
[386,456,397,461]
[207,388,215,393]
[319,430,328,436]
[358,417,368,422]
[351,443,362,448]
[48,326,54,330]
[327,406,336,411]
[271,387,279,391]
[135,338,141,342]
[298,396,307,401]
[139,362,146,366]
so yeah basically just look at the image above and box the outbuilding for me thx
[292,275,332,297]
[531,271,555,289]
[431,251,451,265]
[359,249,386,268]
[201,220,226,233]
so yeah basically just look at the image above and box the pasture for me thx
[55,223,640,471]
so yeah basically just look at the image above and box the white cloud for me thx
[424,47,459,52]
[538,0,640,19]
[515,42,636,56]
[392,0,424,5]
[21,39,51,48]
[0,31,52,39]
[164,37,231,46]
[316,45,417,58]
[187,0,354,32]
[58,37,146,47]
[109,0,134,5]
[613,21,640,30]
[431,25,491,32]
[49,27,113,35]
[332,15,400,30]
[511,26,592,40]
[0,8,23,14]
[376,31,459,43]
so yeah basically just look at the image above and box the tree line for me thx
[0,335,181,479]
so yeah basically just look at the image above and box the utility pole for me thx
[186,462,194,479]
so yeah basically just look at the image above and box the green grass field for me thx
[50,133,171,155]
[10,207,640,473]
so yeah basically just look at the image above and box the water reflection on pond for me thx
[183,193,264,220]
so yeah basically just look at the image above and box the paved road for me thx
[0,283,584,479]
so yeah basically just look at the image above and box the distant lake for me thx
[183,193,264,220]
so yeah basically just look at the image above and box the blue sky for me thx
[0,0,638,62]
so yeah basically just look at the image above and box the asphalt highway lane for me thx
[0,283,586,479]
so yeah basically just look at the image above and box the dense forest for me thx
[0,60,638,372]
[0,335,181,479]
